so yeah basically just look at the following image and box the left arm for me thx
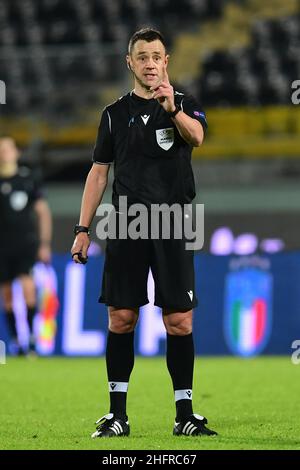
[34,198,52,263]
[151,65,204,147]
[170,110,204,147]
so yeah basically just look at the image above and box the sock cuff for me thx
[167,332,193,341]
[108,329,135,334]
[5,310,14,316]
[108,382,129,393]
[175,389,193,401]
[27,306,36,312]
[108,330,134,340]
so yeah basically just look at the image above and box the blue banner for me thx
[1,252,299,356]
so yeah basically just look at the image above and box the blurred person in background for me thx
[0,136,52,355]
[71,28,217,438]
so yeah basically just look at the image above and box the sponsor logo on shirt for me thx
[141,114,150,125]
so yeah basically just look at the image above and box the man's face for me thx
[0,138,19,164]
[127,39,169,90]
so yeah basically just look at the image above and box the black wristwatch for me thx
[74,224,90,236]
[167,105,181,118]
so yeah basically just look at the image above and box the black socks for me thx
[166,332,195,421]
[106,330,135,420]
[105,330,194,422]
[6,310,18,340]
[27,306,36,335]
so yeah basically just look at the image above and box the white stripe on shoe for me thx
[185,423,194,435]
[182,421,192,434]
[114,421,123,434]
[188,425,197,435]
[110,424,119,435]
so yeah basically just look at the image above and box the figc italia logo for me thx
[224,256,273,357]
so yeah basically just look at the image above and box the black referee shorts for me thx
[0,243,37,284]
[99,211,198,311]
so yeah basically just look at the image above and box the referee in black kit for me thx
[0,136,52,355]
[71,28,217,438]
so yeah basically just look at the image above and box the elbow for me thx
[191,126,204,147]
[97,175,108,186]
[90,163,110,187]
[89,170,108,187]
[193,137,203,147]
[34,198,49,216]
[192,134,204,147]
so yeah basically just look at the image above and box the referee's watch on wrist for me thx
[167,105,181,118]
[74,224,90,236]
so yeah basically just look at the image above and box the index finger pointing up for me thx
[163,63,170,84]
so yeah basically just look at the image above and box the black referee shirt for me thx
[0,166,43,250]
[93,90,207,208]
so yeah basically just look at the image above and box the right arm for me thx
[71,163,110,263]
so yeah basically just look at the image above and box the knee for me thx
[0,285,13,311]
[4,302,13,312]
[109,309,138,334]
[25,299,36,309]
[2,295,13,312]
[164,313,193,336]
[20,276,36,306]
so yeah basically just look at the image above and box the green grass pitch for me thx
[0,356,299,450]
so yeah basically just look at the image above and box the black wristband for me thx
[74,224,90,236]
[167,105,181,118]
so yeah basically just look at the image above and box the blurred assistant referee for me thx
[71,28,217,438]
[0,137,52,355]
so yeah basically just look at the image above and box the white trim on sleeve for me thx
[107,110,112,133]
[93,161,113,165]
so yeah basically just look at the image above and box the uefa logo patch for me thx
[156,127,174,150]
[224,257,273,357]
[10,191,28,211]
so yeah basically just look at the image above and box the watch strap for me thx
[74,224,90,236]
[167,105,181,118]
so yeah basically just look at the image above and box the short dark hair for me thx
[0,135,15,143]
[128,28,166,55]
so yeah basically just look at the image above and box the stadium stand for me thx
[0,0,300,163]
[0,0,229,113]
[198,15,300,106]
